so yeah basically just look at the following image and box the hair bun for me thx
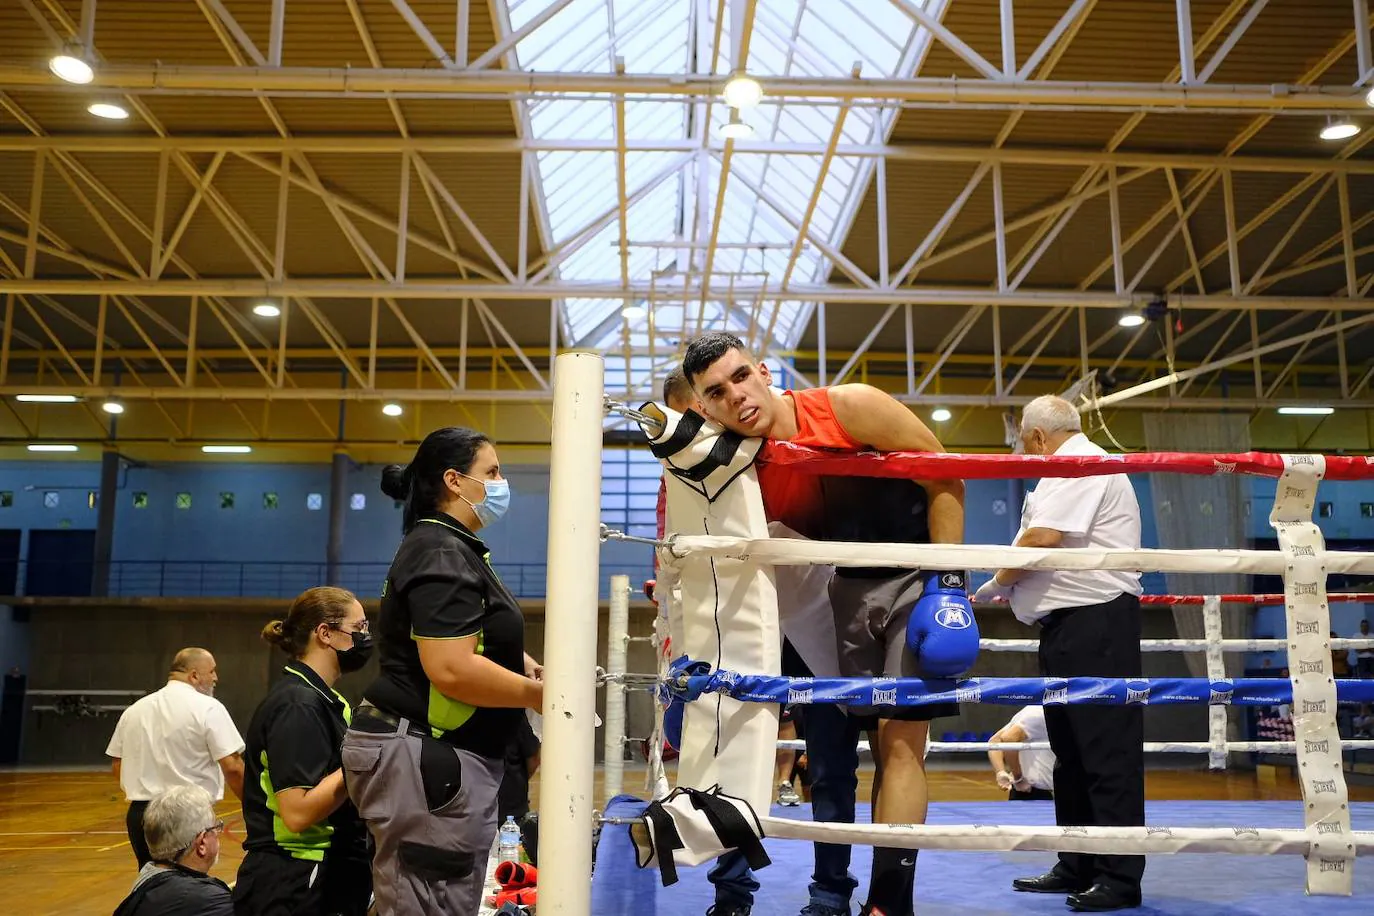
[380,464,411,500]
[260,619,287,648]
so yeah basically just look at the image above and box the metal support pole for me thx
[269,0,285,66]
[537,351,604,916]
[327,450,348,585]
[1356,0,1373,83]
[817,301,827,386]
[92,447,119,597]
[78,0,97,51]
[1000,0,1016,77]
[1176,0,1196,83]
[603,574,631,802]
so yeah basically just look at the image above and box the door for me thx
[24,529,96,597]
[0,530,19,597]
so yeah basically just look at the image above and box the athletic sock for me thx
[862,846,916,916]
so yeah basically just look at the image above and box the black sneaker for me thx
[706,905,752,916]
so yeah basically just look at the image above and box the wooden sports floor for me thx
[2,765,1368,915]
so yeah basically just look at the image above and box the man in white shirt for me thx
[974,395,1145,913]
[987,706,1055,800]
[107,648,246,869]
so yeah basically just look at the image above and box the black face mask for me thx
[336,631,374,673]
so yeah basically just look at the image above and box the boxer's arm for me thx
[827,384,965,544]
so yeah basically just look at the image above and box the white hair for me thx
[143,785,215,862]
[1020,395,1082,436]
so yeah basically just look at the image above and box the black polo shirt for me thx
[365,513,526,759]
[241,660,366,862]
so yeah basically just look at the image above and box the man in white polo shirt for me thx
[107,647,245,869]
[975,395,1144,913]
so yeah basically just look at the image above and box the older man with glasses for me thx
[114,784,233,916]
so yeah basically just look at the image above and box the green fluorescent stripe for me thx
[259,750,332,861]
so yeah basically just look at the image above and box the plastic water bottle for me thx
[498,816,521,864]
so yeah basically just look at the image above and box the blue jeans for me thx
[805,703,861,910]
[708,850,759,906]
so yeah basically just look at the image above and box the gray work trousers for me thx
[342,715,502,915]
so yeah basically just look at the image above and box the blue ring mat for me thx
[591,800,1374,915]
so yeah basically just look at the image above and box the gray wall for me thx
[17,601,1199,767]
[16,598,660,767]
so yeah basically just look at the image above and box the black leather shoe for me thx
[1012,872,1088,894]
[1066,884,1142,912]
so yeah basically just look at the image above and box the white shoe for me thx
[777,781,801,806]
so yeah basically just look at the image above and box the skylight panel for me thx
[499,0,945,381]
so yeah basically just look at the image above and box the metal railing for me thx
[1,560,656,601]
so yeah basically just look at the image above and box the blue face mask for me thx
[458,472,511,527]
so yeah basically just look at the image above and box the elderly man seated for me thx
[114,785,232,916]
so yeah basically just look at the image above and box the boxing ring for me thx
[535,352,1374,916]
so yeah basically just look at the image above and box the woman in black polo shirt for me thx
[342,427,543,915]
[234,586,372,916]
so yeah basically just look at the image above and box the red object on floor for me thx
[495,860,538,889]
[486,887,537,908]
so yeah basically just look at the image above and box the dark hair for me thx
[662,368,693,410]
[262,586,358,657]
[682,332,751,385]
[381,426,491,532]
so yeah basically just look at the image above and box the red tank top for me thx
[757,388,861,538]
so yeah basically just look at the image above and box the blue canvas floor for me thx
[592,800,1373,915]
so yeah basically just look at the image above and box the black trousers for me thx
[1009,787,1054,801]
[233,848,372,916]
[125,800,151,868]
[1039,593,1145,894]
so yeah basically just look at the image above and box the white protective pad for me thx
[643,404,780,816]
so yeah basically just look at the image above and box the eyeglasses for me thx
[168,820,225,862]
[203,819,226,836]
[331,621,370,635]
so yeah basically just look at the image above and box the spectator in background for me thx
[1357,620,1374,678]
[113,785,233,916]
[988,706,1055,801]
[107,649,245,869]
[1332,631,1352,678]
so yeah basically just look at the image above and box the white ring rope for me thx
[773,739,1374,754]
[758,817,1371,858]
[665,535,1374,576]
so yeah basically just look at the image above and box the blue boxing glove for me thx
[906,570,980,677]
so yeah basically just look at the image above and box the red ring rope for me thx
[758,443,1374,481]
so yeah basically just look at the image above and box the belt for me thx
[352,703,436,740]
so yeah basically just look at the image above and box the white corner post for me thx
[538,351,605,916]
[603,573,631,802]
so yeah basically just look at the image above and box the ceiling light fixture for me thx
[101,401,125,415]
[87,102,129,120]
[252,302,281,318]
[1367,86,1374,108]
[722,71,763,109]
[16,394,80,403]
[48,50,93,84]
[621,304,647,321]
[931,407,952,422]
[719,109,754,140]
[27,444,79,452]
[1277,406,1334,416]
[202,445,253,454]
[1320,118,1360,141]
[1117,313,1147,328]
[382,403,404,417]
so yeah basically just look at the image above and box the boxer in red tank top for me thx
[683,333,968,916]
